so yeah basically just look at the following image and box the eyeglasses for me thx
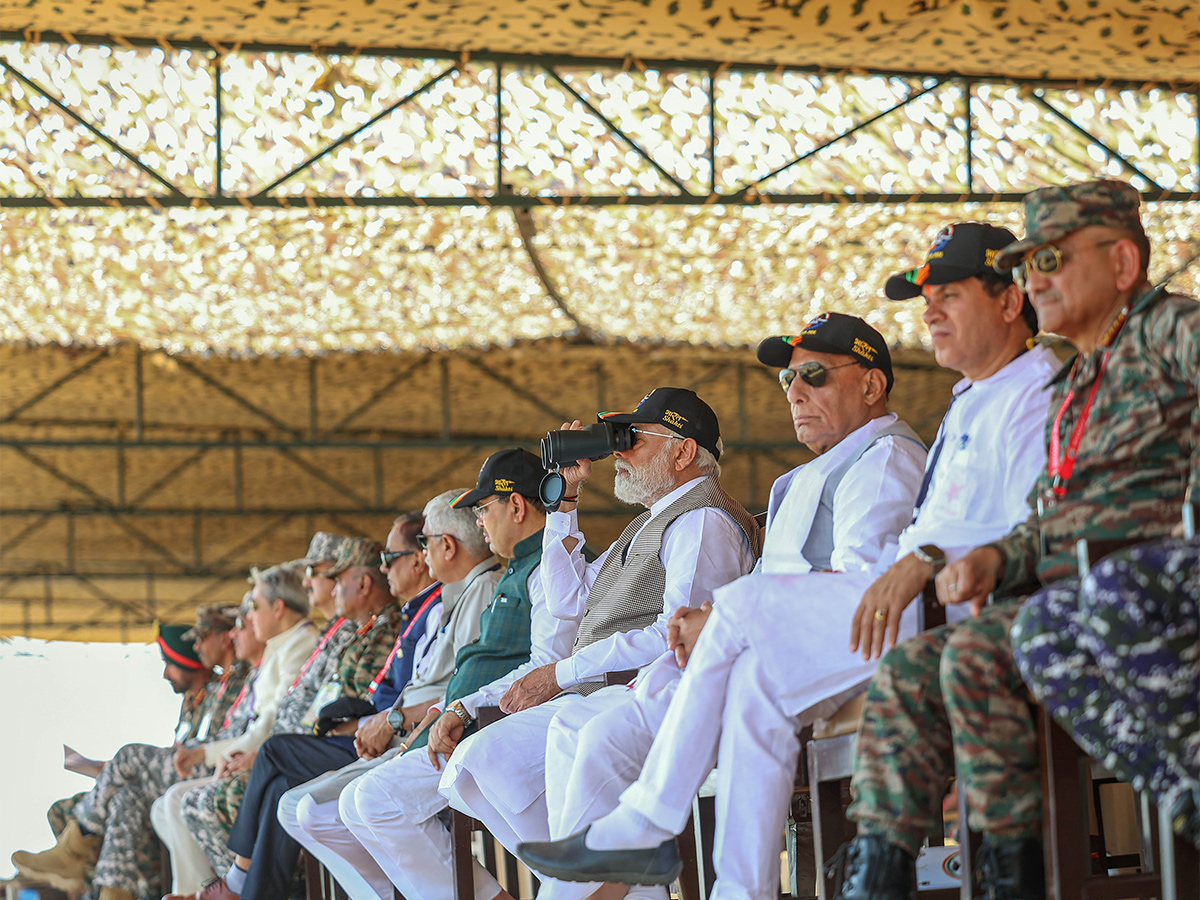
[472,496,504,520]
[304,564,337,581]
[630,427,687,442]
[415,533,446,550]
[380,548,417,568]
[1013,239,1119,292]
[778,360,861,392]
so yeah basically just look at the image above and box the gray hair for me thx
[695,441,722,478]
[424,489,491,557]
[251,563,308,615]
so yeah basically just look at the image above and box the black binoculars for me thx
[539,422,635,469]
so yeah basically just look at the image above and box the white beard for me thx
[613,445,676,507]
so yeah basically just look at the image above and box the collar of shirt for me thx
[955,342,1061,396]
[263,617,315,653]
[438,556,503,620]
[647,474,709,518]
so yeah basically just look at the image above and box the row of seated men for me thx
[11,178,1197,900]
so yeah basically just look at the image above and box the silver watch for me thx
[913,544,947,575]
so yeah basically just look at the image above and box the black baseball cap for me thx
[885,222,1016,300]
[756,312,894,393]
[598,388,722,461]
[451,448,547,508]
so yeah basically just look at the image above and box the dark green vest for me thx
[406,528,543,750]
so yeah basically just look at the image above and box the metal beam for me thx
[4,31,1195,92]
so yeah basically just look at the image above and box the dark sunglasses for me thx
[1013,239,1118,292]
[380,548,417,568]
[415,533,446,550]
[778,360,861,392]
[304,564,337,581]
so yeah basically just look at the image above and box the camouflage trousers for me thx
[71,742,188,897]
[1012,538,1200,814]
[180,770,249,875]
[847,601,1040,856]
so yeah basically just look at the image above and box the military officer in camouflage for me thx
[178,533,350,877]
[14,614,246,900]
[835,180,1199,900]
[210,535,406,900]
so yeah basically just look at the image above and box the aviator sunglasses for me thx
[1013,239,1118,292]
[778,360,861,392]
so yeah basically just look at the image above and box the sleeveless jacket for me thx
[566,476,762,695]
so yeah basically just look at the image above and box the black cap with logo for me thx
[598,388,722,461]
[451,448,547,508]
[756,312,894,393]
[884,222,1016,300]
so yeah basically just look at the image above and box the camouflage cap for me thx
[181,602,238,642]
[325,536,386,577]
[994,180,1145,270]
[299,531,347,566]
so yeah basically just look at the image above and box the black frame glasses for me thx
[778,360,861,392]
[415,532,446,550]
[380,548,418,568]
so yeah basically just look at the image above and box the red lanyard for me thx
[1048,307,1128,498]
[221,680,251,730]
[288,617,346,691]
[367,585,442,696]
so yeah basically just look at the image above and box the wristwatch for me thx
[386,709,405,733]
[447,700,474,727]
[913,544,947,575]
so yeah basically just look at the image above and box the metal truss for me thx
[2,31,1197,210]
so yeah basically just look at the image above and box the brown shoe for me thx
[197,877,240,900]
[98,888,136,900]
[11,819,100,894]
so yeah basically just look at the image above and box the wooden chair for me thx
[1040,708,1199,900]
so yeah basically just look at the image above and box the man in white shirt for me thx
[519,313,928,900]
[438,388,762,890]
[517,223,1058,900]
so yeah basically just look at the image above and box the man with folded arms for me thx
[154,569,317,893]
[830,181,1197,900]
[439,387,761,893]
[519,223,1057,900]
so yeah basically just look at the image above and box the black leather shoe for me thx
[974,836,1044,900]
[516,826,682,884]
[831,835,916,900]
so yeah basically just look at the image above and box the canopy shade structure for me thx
[3,0,1199,83]
[2,1,1199,641]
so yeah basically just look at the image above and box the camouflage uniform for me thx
[70,663,250,898]
[847,182,1199,855]
[1012,538,1200,817]
[181,617,357,872]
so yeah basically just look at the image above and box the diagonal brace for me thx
[324,356,432,437]
[543,66,689,194]
[738,80,943,193]
[253,64,459,196]
[172,358,305,439]
[1031,90,1164,191]
[2,62,187,197]
[0,348,112,425]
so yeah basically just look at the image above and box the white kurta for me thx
[439,476,757,866]
[580,346,1060,900]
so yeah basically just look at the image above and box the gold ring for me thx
[874,610,887,620]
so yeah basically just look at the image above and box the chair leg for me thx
[1040,710,1092,900]
[301,849,323,900]
[451,810,475,900]
[674,810,703,900]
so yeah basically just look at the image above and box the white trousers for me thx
[342,744,502,900]
[151,776,217,894]
[608,571,904,900]
[277,780,394,900]
[440,686,631,854]
[537,679,676,900]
